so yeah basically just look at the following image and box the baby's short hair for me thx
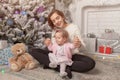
[55,29,69,39]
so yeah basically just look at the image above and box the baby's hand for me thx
[44,38,51,46]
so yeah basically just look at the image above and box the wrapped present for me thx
[106,47,112,54]
[99,45,112,54]
[0,47,13,65]
[112,41,120,53]
[99,46,104,53]
[83,38,97,53]
[100,29,120,40]
[0,40,8,49]
[97,39,120,53]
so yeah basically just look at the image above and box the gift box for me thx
[83,38,97,53]
[0,40,8,49]
[0,47,13,65]
[106,47,112,54]
[99,46,112,54]
[100,29,120,40]
[99,46,104,53]
[97,39,120,53]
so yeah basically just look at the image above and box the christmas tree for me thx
[0,0,54,49]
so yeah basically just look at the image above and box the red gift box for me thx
[105,47,112,54]
[99,46,112,54]
[99,46,104,53]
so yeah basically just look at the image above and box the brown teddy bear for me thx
[9,43,38,72]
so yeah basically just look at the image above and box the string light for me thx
[93,54,120,62]
[1,68,5,74]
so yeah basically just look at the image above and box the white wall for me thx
[68,0,120,37]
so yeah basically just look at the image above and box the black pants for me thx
[28,48,96,72]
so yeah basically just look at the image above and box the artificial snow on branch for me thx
[0,0,54,48]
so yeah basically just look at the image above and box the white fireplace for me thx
[69,0,120,37]
[68,0,120,55]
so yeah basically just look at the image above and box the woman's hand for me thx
[73,36,81,48]
[44,38,51,46]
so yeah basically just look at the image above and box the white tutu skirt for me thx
[48,53,73,66]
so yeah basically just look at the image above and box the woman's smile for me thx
[50,12,64,28]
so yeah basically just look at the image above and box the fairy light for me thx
[93,54,120,62]
[102,57,105,59]
[117,55,120,59]
[1,68,5,74]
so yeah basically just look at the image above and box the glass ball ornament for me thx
[14,9,20,14]
[6,18,14,26]
[21,11,27,15]
[39,16,45,23]
[36,6,45,13]
[17,31,24,37]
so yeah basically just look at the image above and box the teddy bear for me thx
[9,43,38,72]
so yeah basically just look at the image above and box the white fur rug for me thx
[0,60,120,80]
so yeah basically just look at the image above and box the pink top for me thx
[48,42,75,59]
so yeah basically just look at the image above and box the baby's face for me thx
[55,32,66,45]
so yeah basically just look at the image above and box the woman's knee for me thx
[72,54,83,61]
[83,57,96,72]
[71,55,96,72]
[88,58,96,70]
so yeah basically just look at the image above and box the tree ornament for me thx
[6,18,14,26]
[14,9,20,14]
[36,6,45,13]
[21,11,27,15]
[39,16,45,23]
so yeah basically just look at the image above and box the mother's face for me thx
[50,12,65,28]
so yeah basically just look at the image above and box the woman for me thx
[29,9,95,78]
